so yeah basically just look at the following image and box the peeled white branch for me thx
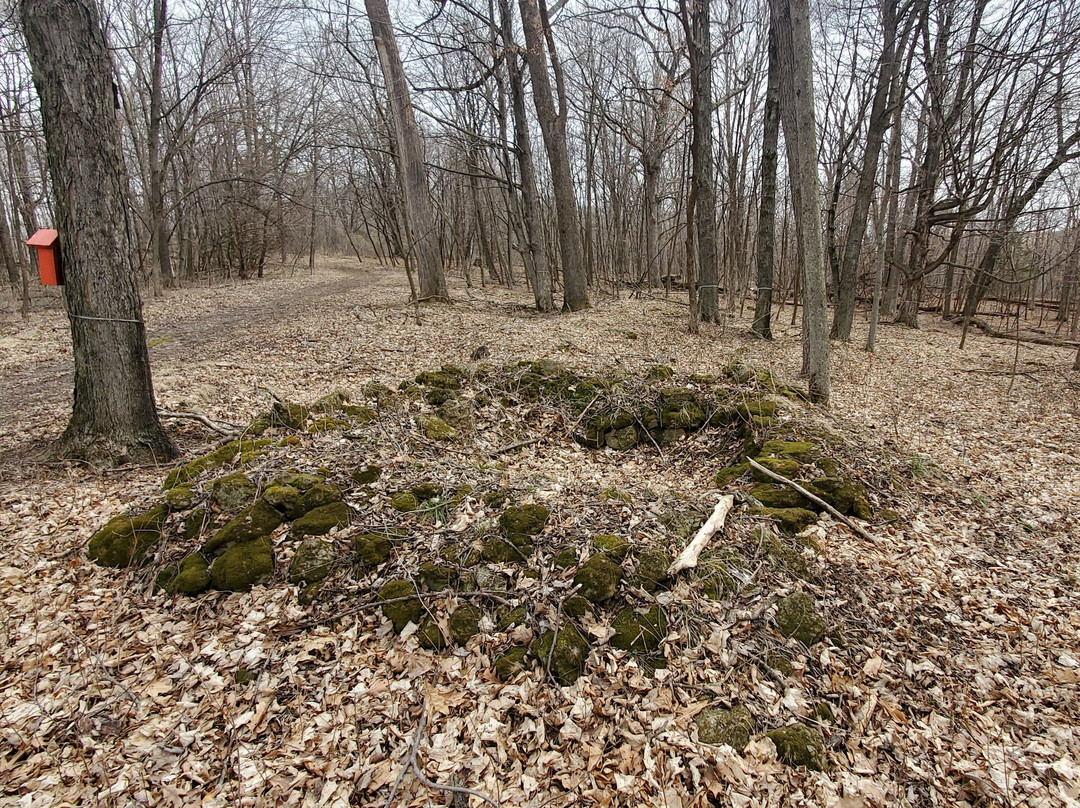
[668,494,735,575]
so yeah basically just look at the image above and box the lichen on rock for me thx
[288,537,336,584]
[696,705,753,752]
[210,472,257,512]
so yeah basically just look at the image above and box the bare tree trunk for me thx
[832,0,899,340]
[682,0,719,323]
[752,24,780,340]
[21,0,177,464]
[365,0,448,301]
[518,0,589,311]
[771,0,830,404]
[148,0,174,293]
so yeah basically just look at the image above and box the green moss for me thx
[273,471,323,491]
[411,482,443,501]
[210,536,273,592]
[271,401,309,430]
[448,605,482,644]
[713,461,750,487]
[610,606,666,653]
[599,487,632,504]
[88,505,169,568]
[294,483,343,518]
[482,491,509,509]
[481,535,531,563]
[162,439,271,489]
[263,484,301,517]
[647,365,674,380]
[811,702,835,723]
[210,472,257,511]
[170,552,211,595]
[767,724,828,771]
[696,705,753,752]
[605,425,639,451]
[658,388,706,429]
[564,595,593,618]
[806,477,872,519]
[531,624,591,686]
[494,646,529,681]
[573,554,623,603]
[417,618,447,650]
[417,414,458,440]
[759,440,818,464]
[877,508,900,524]
[288,537,336,584]
[631,548,671,593]
[246,413,273,436]
[759,526,809,578]
[165,485,197,511]
[183,508,211,541]
[815,457,839,476]
[353,533,393,568]
[499,504,549,539]
[291,502,350,538]
[649,427,685,446]
[497,606,526,630]
[308,417,349,434]
[298,581,322,606]
[390,492,420,512]
[750,484,810,510]
[775,592,826,647]
[419,562,455,591]
[416,369,462,389]
[724,361,756,384]
[749,507,818,535]
[700,561,739,599]
[378,580,421,632]
[553,548,578,569]
[203,500,283,558]
[592,534,630,562]
[765,650,794,676]
[342,405,377,423]
[437,398,474,432]
[351,465,382,486]
[750,456,801,481]
[362,381,396,407]
[736,399,778,421]
[311,390,349,413]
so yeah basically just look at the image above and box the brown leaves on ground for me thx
[0,259,1078,807]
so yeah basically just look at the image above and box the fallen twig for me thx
[159,411,240,437]
[669,494,734,575]
[746,457,875,543]
[490,436,542,456]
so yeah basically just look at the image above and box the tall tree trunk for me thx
[21,0,177,464]
[365,0,448,301]
[518,0,589,311]
[500,0,553,311]
[682,0,719,323]
[752,24,781,340]
[770,0,830,404]
[832,0,899,340]
[148,0,174,292]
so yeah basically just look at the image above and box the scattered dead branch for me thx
[668,494,734,575]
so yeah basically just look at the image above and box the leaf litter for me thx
[0,259,1078,807]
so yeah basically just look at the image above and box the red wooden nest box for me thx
[27,229,64,286]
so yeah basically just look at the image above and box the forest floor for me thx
[0,257,1078,808]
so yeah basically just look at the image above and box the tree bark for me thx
[752,25,781,340]
[21,0,177,464]
[832,0,899,340]
[148,0,174,292]
[770,0,830,404]
[518,0,589,311]
[682,0,719,323]
[365,0,448,302]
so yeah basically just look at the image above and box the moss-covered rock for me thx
[271,401,309,430]
[610,606,667,653]
[494,646,529,681]
[311,390,349,413]
[273,471,323,491]
[749,507,818,535]
[735,399,778,423]
[767,723,828,771]
[481,534,531,563]
[713,461,750,487]
[647,365,674,380]
[448,605,482,644]
[88,505,170,568]
[351,464,382,486]
[162,552,211,596]
[162,439,273,490]
[775,592,826,646]
[649,427,686,446]
[378,579,421,632]
[417,618,447,650]
[806,477,872,519]
[362,381,397,407]
[553,547,578,569]
[416,369,462,389]
[263,484,301,517]
[605,425,639,451]
[353,533,393,568]
[437,398,474,432]
[298,581,322,606]
[417,414,458,440]
[419,562,455,591]
[724,360,756,384]
[291,502,350,538]
[203,499,282,558]
[532,624,591,686]
[246,412,273,436]
[390,492,420,512]
[210,536,273,592]
[760,527,809,578]
[574,554,622,603]
[499,504,550,540]
[564,595,593,618]
[342,405,378,424]
[210,472,257,512]
[701,562,739,599]
[631,548,671,593]
[658,388,706,429]
[289,537,336,584]
[750,456,801,481]
[424,387,456,406]
[183,508,212,541]
[294,483,343,518]
[497,606,526,630]
[411,482,442,501]
[308,416,349,434]
[696,705,753,752]
[165,485,197,511]
[592,534,630,562]
[759,439,818,464]
[750,483,811,510]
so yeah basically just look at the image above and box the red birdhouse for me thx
[27,229,64,286]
